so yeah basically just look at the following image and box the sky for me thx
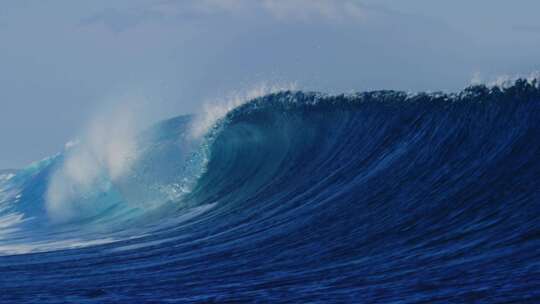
[1,0,540,168]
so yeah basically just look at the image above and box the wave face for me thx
[1,80,540,303]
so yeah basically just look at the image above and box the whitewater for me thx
[0,79,539,303]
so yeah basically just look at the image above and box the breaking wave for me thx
[0,79,539,302]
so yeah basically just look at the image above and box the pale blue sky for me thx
[1,0,539,168]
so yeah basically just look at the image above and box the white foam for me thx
[46,101,142,223]
[470,71,540,89]
[0,173,14,182]
[189,83,297,138]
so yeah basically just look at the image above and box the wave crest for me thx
[0,79,538,257]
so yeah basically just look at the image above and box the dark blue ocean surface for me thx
[0,80,539,303]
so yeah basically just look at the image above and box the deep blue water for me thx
[0,80,539,303]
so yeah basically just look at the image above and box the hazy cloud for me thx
[261,0,365,21]
[81,0,367,31]
[79,8,153,32]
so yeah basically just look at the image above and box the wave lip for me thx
[0,79,539,302]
